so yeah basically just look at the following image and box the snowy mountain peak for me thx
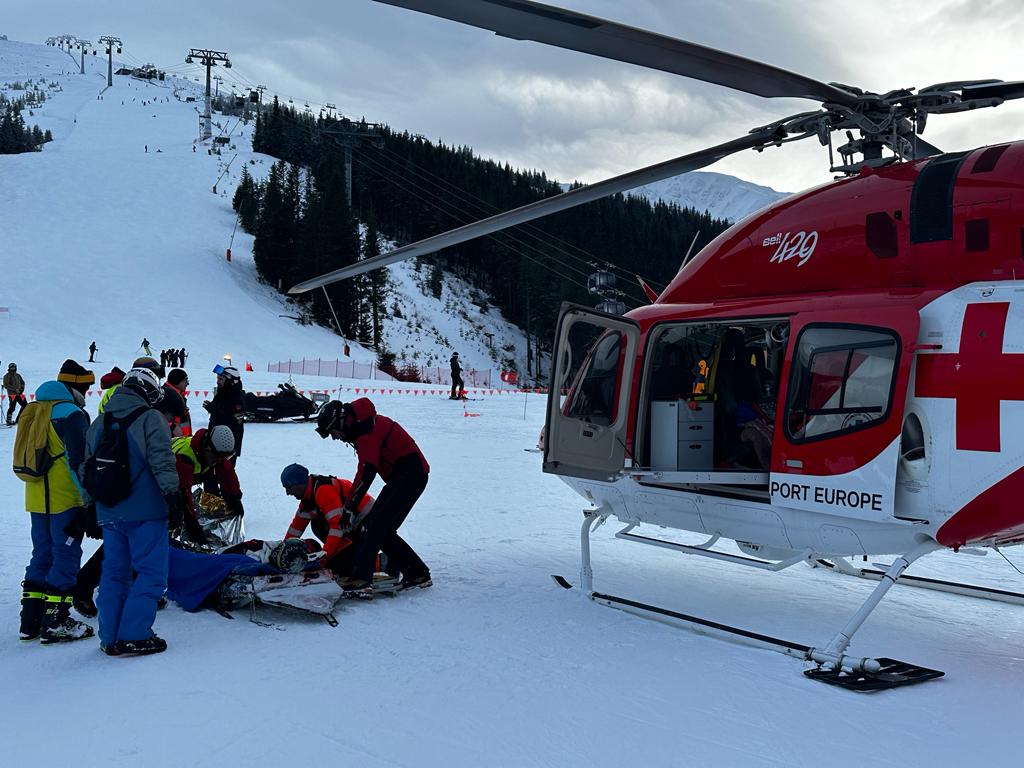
[629,170,790,223]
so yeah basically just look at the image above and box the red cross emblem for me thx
[915,302,1024,452]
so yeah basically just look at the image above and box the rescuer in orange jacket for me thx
[280,464,375,575]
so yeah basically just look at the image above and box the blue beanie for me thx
[280,463,309,489]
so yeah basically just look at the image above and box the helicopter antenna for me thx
[679,230,701,272]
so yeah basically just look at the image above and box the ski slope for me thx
[0,39,529,380]
[2,39,1024,768]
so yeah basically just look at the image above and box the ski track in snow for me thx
[2,40,1024,768]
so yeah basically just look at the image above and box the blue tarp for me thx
[167,547,276,611]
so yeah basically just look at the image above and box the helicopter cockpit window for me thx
[565,330,623,426]
[786,326,899,442]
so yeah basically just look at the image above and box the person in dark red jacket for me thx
[316,398,431,596]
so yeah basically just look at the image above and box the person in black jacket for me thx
[158,368,190,437]
[203,365,244,460]
[449,352,464,400]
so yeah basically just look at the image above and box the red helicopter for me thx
[293,0,1024,690]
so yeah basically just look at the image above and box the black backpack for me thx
[81,407,149,507]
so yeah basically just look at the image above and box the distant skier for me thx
[449,352,464,400]
[180,348,188,368]
[160,349,168,370]
[140,338,152,355]
[88,341,97,363]
[4,362,26,425]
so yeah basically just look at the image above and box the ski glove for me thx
[164,491,186,530]
[224,494,244,518]
[64,504,102,541]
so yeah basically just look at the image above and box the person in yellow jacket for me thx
[19,359,95,644]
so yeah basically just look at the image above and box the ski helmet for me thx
[280,463,309,489]
[132,356,165,379]
[315,400,345,439]
[123,368,164,405]
[214,364,241,382]
[205,425,235,456]
[8,363,15,371]
[269,539,307,573]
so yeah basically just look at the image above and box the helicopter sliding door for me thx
[770,307,919,521]
[544,303,641,481]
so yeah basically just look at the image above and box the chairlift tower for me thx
[320,120,385,206]
[98,36,122,87]
[185,48,231,141]
[75,40,92,74]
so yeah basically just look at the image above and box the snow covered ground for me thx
[2,39,1024,768]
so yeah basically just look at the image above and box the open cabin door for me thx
[544,304,641,481]
[770,307,919,521]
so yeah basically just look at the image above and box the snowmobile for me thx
[243,382,323,423]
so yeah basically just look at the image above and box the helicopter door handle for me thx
[786,459,803,469]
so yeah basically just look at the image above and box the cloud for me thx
[3,0,1020,193]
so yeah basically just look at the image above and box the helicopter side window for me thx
[566,331,623,426]
[786,326,899,442]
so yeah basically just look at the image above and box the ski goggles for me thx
[212,364,241,380]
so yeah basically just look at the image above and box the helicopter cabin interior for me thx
[635,319,785,492]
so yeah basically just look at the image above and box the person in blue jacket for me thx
[82,367,184,656]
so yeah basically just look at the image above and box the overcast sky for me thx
[6,0,1023,192]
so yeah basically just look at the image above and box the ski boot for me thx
[115,636,167,656]
[40,586,94,644]
[73,589,98,619]
[19,580,46,641]
[337,577,374,600]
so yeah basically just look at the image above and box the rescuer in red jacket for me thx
[315,398,431,597]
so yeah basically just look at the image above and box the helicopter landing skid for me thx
[813,557,1024,605]
[558,511,945,691]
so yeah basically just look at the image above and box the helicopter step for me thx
[812,557,1024,606]
[557,511,945,691]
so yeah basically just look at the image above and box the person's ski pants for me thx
[450,376,464,399]
[6,394,26,421]
[98,519,168,646]
[25,509,83,592]
[351,456,429,582]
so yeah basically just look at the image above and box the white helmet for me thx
[206,425,235,455]
[123,367,164,405]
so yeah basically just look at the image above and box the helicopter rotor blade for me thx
[373,0,858,107]
[288,126,786,293]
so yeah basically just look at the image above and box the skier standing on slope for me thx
[4,362,26,425]
[449,352,464,400]
[315,399,431,598]
[82,367,183,656]
[140,338,152,356]
[88,341,97,363]
[16,359,94,643]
